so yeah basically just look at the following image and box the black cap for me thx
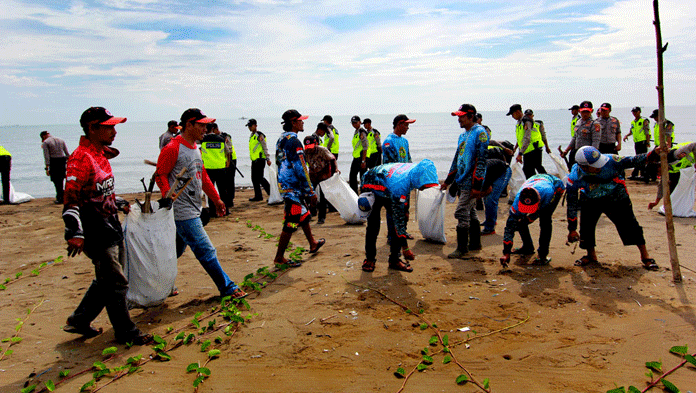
[245,118,257,127]
[599,102,612,111]
[40,130,49,138]
[167,120,178,127]
[322,115,333,123]
[569,105,580,110]
[506,104,522,116]
[452,104,477,117]
[631,106,641,112]
[80,107,127,129]
[316,122,328,132]
[351,115,361,123]
[579,101,593,112]
[650,109,659,119]
[475,113,483,120]
[181,108,215,124]
[281,109,308,124]
[524,109,534,116]
[363,118,372,124]
[393,114,416,128]
[303,134,320,147]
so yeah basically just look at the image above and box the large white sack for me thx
[508,161,526,202]
[318,173,365,224]
[659,168,696,217]
[416,188,447,243]
[8,183,33,204]
[548,153,569,179]
[124,202,177,308]
[266,165,283,205]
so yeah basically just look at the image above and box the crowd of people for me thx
[1,102,690,346]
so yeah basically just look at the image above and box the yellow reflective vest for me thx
[352,130,365,159]
[322,127,340,154]
[570,116,578,138]
[516,121,544,154]
[249,132,266,160]
[366,131,379,157]
[0,146,11,157]
[201,139,227,170]
[669,142,695,173]
[654,123,674,147]
[630,117,648,143]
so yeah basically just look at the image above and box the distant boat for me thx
[239,117,247,120]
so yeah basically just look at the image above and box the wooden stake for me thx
[653,0,681,283]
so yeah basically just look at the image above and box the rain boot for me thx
[447,227,469,259]
[469,222,482,251]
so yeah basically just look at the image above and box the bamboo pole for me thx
[653,0,681,283]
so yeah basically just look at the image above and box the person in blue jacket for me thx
[359,160,439,272]
[566,146,658,270]
[273,109,325,267]
[441,104,489,259]
[499,174,565,268]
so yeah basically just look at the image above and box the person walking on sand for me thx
[596,103,622,154]
[273,109,325,268]
[159,120,180,150]
[364,118,382,169]
[562,101,600,160]
[566,146,659,270]
[480,141,513,235]
[499,174,565,268]
[508,105,547,178]
[349,115,368,194]
[441,104,488,259]
[359,160,439,273]
[40,131,70,204]
[61,107,152,345]
[321,115,340,160]
[155,108,247,299]
[247,119,272,201]
[0,144,12,204]
[201,123,233,215]
[624,107,651,180]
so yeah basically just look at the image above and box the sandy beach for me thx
[1,182,696,393]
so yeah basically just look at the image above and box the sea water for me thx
[2,106,695,199]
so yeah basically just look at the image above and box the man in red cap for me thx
[62,107,152,345]
[156,108,247,300]
[562,101,600,159]
[596,103,622,154]
[499,174,565,268]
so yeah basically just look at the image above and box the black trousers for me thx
[522,149,546,179]
[226,160,236,205]
[0,156,10,203]
[251,158,270,199]
[367,153,381,169]
[49,157,67,202]
[599,143,617,154]
[206,168,230,213]
[630,141,649,178]
[349,157,366,194]
[515,198,559,259]
[365,196,404,263]
[579,196,645,250]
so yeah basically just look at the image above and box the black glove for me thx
[158,197,173,209]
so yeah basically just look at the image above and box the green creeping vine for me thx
[608,344,696,393]
[0,298,44,362]
[0,257,63,291]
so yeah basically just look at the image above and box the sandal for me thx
[117,331,153,346]
[389,259,413,273]
[402,248,415,261]
[642,258,659,271]
[362,259,376,272]
[532,256,551,266]
[63,323,103,338]
[309,238,326,254]
[228,288,248,299]
[275,259,302,269]
[574,256,598,267]
[511,247,535,255]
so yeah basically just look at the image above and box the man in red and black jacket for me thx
[62,107,152,345]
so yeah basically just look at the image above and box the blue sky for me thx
[1,0,694,125]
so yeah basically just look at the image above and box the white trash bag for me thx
[317,173,365,224]
[266,165,283,205]
[548,153,569,179]
[508,161,526,202]
[8,183,33,204]
[124,202,177,308]
[417,187,447,243]
[660,168,696,217]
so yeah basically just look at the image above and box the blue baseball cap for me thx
[575,146,609,168]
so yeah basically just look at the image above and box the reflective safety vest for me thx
[630,118,648,143]
[249,133,266,160]
[570,116,578,138]
[654,123,675,147]
[352,130,365,159]
[669,142,695,173]
[0,146,10,157]
[201,140,227,170]
[322,127,340,155]
[366,131,379,157]
[516,121,544,154]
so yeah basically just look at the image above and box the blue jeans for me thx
[175,217,239,296]
[482,167,512,232]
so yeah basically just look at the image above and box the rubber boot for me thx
[469,222,482,251]
[447,227,469,259]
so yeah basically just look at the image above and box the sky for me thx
[1,0,695,126]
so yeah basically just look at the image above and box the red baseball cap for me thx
[181,108,216,124]
[517,187,540,214]
[80,107,127,128]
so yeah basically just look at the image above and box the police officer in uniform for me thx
[624,107,651,180]
[201,123,231,215]
[364,118,382,169]
[596,103,622,154]
[507,104,548,179]
[349,115,368,194]
[321,115,340,160]
[248,119,272,201]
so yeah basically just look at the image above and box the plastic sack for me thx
[548,153,569,179]
[508,161,526,202]
[659,168,696,217]
[317,173,365,224]
[124,202,177,308]
[416,187,447,243]
[266,165,283,205]
[8,183,33,204]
